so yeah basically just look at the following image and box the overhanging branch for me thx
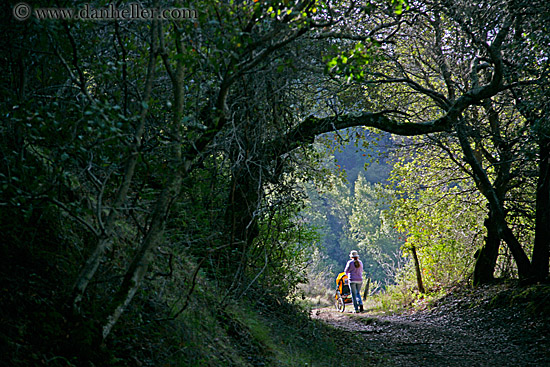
[282,110,453,153]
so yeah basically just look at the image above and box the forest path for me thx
[312,287,550,366]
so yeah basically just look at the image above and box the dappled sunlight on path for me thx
[312,296,550,367]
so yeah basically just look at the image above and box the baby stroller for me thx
[334,272,353,312]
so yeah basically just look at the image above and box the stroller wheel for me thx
[335,297,345,312]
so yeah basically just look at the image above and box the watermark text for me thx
[13,2,198,21]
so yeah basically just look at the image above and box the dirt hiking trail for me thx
[312,285,550,366]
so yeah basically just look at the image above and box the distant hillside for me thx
[331,128,395,185]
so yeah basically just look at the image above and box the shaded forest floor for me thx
[312,283,550,367]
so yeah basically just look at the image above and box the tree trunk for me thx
[363,278,370,301]
[102,174,180,339]
[220,169,261,296]
[411,246,425,294]
[456,120,533,280]
[473,210,500,285]
[71,23,158,313]
[532,139,550,281]
[102,20,187,339]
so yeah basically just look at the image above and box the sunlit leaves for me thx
[391,0,409,15]
[326,40,381,82]
[323,0,408,81]
[389,144,486,290]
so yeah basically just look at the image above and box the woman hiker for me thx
[344,250,364,313]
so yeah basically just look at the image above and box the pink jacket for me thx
[344,259,363,282]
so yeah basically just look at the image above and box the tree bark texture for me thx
[473,209,500,285]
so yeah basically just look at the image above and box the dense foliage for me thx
[1,0,548,365]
